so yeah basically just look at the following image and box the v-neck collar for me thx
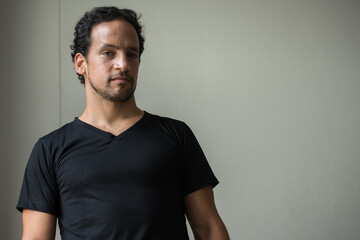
[73,111,150,140]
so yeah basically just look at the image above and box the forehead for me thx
[89,19,139,48]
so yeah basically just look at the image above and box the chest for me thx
[55,134,182,197]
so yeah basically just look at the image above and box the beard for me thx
[88,72,136,103]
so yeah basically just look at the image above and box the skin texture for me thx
[22,19,230,240]
[185,186,230,240]
[75,19,144,136]
[22,209,56,240]
[80,20,139,103]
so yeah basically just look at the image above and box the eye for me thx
[102,51,114,56]
[127,53,138,59]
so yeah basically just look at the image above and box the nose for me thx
[113,53,129,72]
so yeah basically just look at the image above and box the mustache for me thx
[107,73,134,82]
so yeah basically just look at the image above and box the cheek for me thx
[132,62,140,72]
[94,62,113,75]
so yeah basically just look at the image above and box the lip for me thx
[111,77,130,83]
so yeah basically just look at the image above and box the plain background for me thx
[1,0,360,239]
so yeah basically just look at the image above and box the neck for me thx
[79,93,143,126]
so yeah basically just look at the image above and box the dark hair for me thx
[70,6,145,84]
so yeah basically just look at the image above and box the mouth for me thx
[111,76,131,83]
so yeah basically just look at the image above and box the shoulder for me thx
[38,121,75,144]
[146,111,190,133]
[24,121,76,167]
[32,120,78,158]
[144,112,196,148]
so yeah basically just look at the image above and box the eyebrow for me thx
[101,43,139,52]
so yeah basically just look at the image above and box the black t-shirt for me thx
[16,111,219,240]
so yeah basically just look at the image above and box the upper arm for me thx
[184,185,221,228]
[184,186,229,240]
[22,209,56,240]
[17,140,60,240]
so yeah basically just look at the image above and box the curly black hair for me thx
[70,6,145,84]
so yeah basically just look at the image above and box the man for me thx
[17,6,229,240]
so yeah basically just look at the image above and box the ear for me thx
[74,53,87,77]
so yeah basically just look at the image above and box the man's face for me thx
[83,19,140,102]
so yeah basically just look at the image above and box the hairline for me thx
[84,17,141,60]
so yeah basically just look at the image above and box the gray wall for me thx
[1,0,360,239]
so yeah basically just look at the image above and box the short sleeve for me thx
[181,124,219,196]
[16,139,60,216]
